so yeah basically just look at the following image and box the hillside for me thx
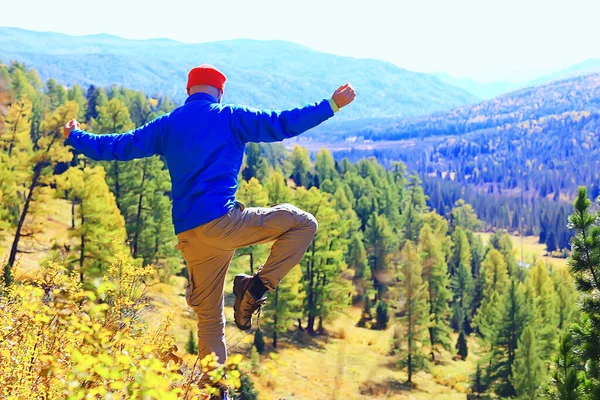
[306,73,600,142]
[0,27,479,122]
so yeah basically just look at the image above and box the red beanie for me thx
[186,64,227,94]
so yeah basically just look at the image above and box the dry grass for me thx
[3,198,484,399]
[477,232,568,268]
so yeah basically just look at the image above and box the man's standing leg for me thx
[175,228,234,363]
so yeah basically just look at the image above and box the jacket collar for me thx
[185,92,218,105]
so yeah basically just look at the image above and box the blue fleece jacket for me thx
[65,93,335,234]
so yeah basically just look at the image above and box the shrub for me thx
[0,250,241,398]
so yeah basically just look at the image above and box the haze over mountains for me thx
[0,27,479,122]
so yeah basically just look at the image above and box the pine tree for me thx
[295,187,352,334]
[565,187,600,398]
[451,199,482,232]
[265,171,293,205]
[186,329,198,354]
[451,263,473,332]
[236,178,269,207]
[375,300,389,330]
[488,279,533,397]
[456,330,468,360]
[541,333,583,400]
[263,266,304,348]
[242,143,268,182]
[235,178,270,274]
[92,98,136,211]
[289,145,311,188]
[0,98,33,238]
[364,213,396,297]
[419,223,453,356]
[67,84,87,120]
[402,175,426,242]
[56,166,127,281]
[529,261,560,361]
[449,227,471,277]
[512,326,545,400]
[552,267,577,331]
[314,148,337,186]
[254,329,265,354]
[398,241,429,384]
[5,101,76,284]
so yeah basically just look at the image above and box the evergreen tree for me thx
[529,261,560,361]
[265,171,293,205]
[402,175,426,242]
[242,143,268,182]
[263,266,304,348]
[449,227,471,277]
[85,85,107,120]
[541,333,584,400]
[565,187,600,398]
[314,148,338,186]
[364,213,396,296]
[5,101,76,284]
[289,145,311,187]
[398,241,429,384]
[512,326,545,400]
[56,166,127,281]
[375,300,389,330]
[186,329,198,354]
[0,98,33,237]
[67,84,87,120]
[295,187,352,334]
[456,330,468,360]
[450,199,482,232]
[488,279,533,397]
[419,223,453,356]
[254,329,265,354]
[451,262,473,333]
[552,267,577,331]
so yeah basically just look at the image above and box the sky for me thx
[1,0,599,82]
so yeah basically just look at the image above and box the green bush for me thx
[237,374,259,400]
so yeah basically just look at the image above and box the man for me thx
[63,64,355,366]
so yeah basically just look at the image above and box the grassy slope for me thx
[4,199,521,399]
[477,232,568,269]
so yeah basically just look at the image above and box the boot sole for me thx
[233,275,252,331]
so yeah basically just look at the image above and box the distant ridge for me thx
[0,26,478,122]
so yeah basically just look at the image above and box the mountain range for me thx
[0,27,479,122]
[433,59,600,99]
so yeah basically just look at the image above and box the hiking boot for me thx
[233,274,267,331]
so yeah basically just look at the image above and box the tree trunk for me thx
[71,198,76,229]
[250,252,254,275]
[428,282,436,361]
[273,288,279,348]
[79,200,85,283]
[132,160,147,258]
[6,164,41,285]
[113,161,121,210]
[297,318,303,331]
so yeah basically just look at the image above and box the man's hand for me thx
[63,119,80,139]
[332,83,356,109]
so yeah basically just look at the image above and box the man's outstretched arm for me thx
[63,115,167,161]
[231,83,356,143]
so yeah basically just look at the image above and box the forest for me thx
[1,61,599,399]
[324,74,600,255]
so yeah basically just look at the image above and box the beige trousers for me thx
[175,202,318,363]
